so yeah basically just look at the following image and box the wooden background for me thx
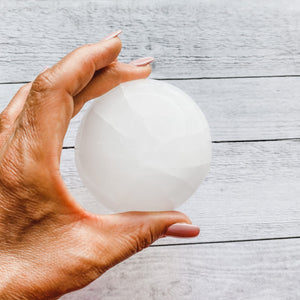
[1,0,300,299]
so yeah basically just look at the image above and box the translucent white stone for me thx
[75,79,211,213]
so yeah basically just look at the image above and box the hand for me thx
[0,32,199,299]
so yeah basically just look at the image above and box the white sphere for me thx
[75,79,211,213]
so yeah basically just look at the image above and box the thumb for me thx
[97,211,199,264]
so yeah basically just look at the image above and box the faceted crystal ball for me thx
[75,79,211,213]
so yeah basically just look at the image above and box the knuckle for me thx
[108,64,123,85]
[19,83,31,94]
[0,151,22,190]
[0,111,12,129]
[133,225,156,253]
[31,70,55,93]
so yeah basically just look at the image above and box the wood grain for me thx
[1,76,300,146]
[2,1,300,298]
[2,0,300,82]
[61,238,300,299]
[60,140,300,245]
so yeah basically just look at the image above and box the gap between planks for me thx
[3,74,300,85]
[151,235,300,248]
[62,138,300,150]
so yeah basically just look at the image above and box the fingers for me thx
[101,210,199,249]
[0,83,32,130]
[73,61,152,116]
[31,37,122,97]
[15,37,123,157]
[12,34,153,164]
[82,210,199,278]
[90,211,198,273]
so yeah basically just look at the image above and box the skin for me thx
[0,37,195,299]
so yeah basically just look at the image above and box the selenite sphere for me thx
[75,79,211,213]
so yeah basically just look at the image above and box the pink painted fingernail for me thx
[130,57,154,66]
[165,223,200,238]
[103,30,122,41]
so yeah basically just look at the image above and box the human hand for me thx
[0,31,199,299]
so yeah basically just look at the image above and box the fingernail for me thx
[165,223,200,238]
[103,30,122,41]
[130,57,154,66]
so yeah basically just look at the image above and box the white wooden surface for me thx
[58,141,300,245]
[1,0,300,299]
[62,238,300,300]
[2,0,300,82]
[2,77,300,145]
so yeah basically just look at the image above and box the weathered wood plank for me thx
[60,140,300,245]
[62,238,300,299]
[1,77,300,145]
[2,0,300,82]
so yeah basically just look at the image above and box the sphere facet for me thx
[75,79,211,212]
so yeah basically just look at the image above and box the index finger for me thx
[17,35,122,160]
[33,36,122,96]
